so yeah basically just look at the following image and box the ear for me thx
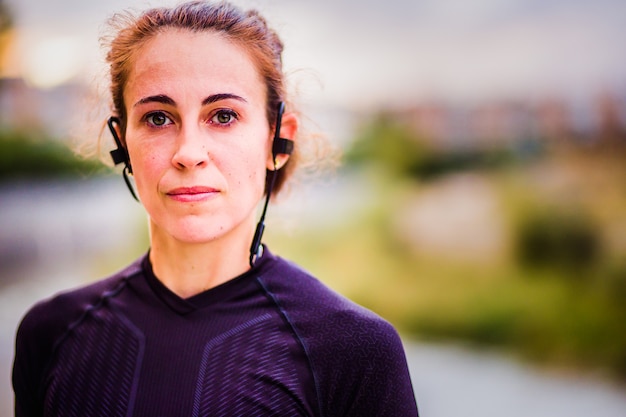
[108,117,130,168]
[114,124,125,147]
[267,111,298,171]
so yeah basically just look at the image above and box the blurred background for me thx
[1,0,626,415]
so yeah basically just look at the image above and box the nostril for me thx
[171,138,210,169]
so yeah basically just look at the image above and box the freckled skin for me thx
[124,29,274,248]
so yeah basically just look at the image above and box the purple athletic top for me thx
[13,247,419,416]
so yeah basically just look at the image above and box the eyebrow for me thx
[133,94,175,108]
[202,93,247,106]
[133,93,247,108]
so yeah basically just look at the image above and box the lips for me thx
[166,186,219,202]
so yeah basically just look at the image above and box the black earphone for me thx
[271,102,294,160]
[250,101,294,266]
[107,102,294,265]
[108,117,139,201]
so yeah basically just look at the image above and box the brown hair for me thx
[103,0,296,195]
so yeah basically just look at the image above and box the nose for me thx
[171,125,210,169]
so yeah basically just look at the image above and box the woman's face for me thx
[123,28,273,245]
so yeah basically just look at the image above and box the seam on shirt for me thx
[256,276,325,417]
[40,270,144,402]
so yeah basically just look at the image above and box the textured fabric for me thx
[13,247,419,416]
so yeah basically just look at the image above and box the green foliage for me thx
[344,112,517,180]
[515,207,602,272]
[0,0,12,33]
[0,128,106,180]
[344,113,427,177]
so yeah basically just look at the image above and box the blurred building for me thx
[396,93,626,152]
[0,77,95,139]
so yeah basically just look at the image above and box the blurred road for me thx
[407,341,626,417]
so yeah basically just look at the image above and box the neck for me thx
[148,221,253,299]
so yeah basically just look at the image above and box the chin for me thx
[168,217,250,245]
[170,226,229,244]
[149,208,256,245]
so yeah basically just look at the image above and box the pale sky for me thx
[3,0,626,109]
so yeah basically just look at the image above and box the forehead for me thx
[125,28,266,106]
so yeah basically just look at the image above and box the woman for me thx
[12,1,419,416]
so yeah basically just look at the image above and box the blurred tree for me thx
[345,112,516,180]
[0,0,12,81]
[0,1,10,34]
[344,112,430,178]
[0,129,106,180]
[515,207,602,274]
[0,0,13,66]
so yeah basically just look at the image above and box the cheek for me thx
[228,132,271,182]
[227,162,266,204]
[129,147,166,186]
[225,151,266,190]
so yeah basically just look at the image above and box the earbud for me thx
[271,101,294,167]
[108,117,131,171]
[108,117,139,202]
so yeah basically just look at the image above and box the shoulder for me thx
[258,252,404,360]
[258,251,418,416]
[12,256,145,414]
[15,256,144,364]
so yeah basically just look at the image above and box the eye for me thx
[145,111,172,127]
[209,109,238,126]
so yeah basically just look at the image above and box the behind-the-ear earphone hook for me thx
[249,101,295,266]
[108,117,139,202]
[108,117,130,170]
[271,102,294,172]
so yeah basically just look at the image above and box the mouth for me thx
[166,186,219,202]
